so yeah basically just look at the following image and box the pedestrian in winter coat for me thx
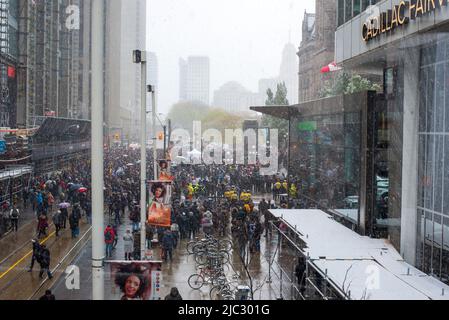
[52,211,63,237]
[69,213,80,239]
[39,290,56,300]
[60,207,68,229]
[164,287,183,300]
[123,229,134,261]
[104,225,116,258]
[28,239,41,272]
[161,230,174,262]
[9,205,20,232]
[38,244,53,279]
[37,214,48,238]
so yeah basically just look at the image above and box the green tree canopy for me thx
[319,72,382,98]
[262,82,289,139]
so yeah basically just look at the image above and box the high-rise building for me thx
[15,0,92,128]
[279,43,299,105]
[257,43,299,105]
[0,0,18,128]
[213,81,263,114]
[104,0,146,143]
[13,0,146,142]
[179,56,210,105]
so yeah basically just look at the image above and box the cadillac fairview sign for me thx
[362,0,448,41]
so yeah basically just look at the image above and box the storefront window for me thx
[338,0,345,26]
[345,0,352,22]
[290,110,361,225]
[418,37,449,284]
[353,0,361,17]
[362,0,370,11]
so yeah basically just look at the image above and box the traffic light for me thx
[158,132,164,141]
[133,50,142,63]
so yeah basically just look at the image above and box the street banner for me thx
[158,159,174,181]
[151,269,163,300]
[147,180,172,227]
[109,261,163,300]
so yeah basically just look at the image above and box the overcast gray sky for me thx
[146,0,315,114]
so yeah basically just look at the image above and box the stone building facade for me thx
[297,0,336,103]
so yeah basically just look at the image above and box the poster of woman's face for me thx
[149,181,172,205]
[158,160,174,181]
[110,262,162,300]
[148,181,172,227]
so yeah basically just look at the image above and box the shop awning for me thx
[270,209,449,300]
[250,105,298,120]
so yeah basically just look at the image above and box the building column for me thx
[400,48,420,265]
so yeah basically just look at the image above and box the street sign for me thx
[298,121,317,132]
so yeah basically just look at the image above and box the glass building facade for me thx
[0,0,18,128]
[417,36,449,283]
[290,111,361,224]
[337,0,380,26]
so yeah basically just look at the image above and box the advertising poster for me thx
[151,270,163,300]
[147,181,172,227]
[158,160,174,181]
[109,261,163,301]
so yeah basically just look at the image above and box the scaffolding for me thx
[17,0,86,128]
[0,0,9,56]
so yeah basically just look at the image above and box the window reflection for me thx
[417,38,449,284]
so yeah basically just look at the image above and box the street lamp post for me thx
[133,50,148,260]
[148,86,158,180]
[91,0,105,300]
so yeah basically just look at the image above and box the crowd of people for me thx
[0,145,306,300]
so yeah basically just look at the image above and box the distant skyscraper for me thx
[213,82,263,114]
[179,58,187,101]
[279,43,299,105]
[104,0,146,142]
[257,43,299,105]
[179,56,210,105]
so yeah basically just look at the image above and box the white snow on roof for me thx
[270,209,449,300]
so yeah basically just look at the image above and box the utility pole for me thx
[133,50,147,260]
[163,125,167,159]
[91,0,105,301]
[150,86,158,180]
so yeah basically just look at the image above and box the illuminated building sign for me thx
[362,0,448,41]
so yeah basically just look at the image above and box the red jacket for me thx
[104,227,115,244]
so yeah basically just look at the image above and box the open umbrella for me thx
[126,163,134,167]
[69,184,82,192]
[78,187,88,193]
[58,202,71,209]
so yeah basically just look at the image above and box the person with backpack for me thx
[104,225,115,258]
[9,205,20,232]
